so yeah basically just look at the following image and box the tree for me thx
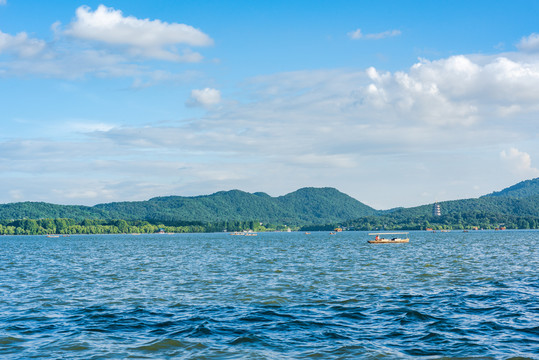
[114,219,129,233]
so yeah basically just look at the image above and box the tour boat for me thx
[368,232,409,244]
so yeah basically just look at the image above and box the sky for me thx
[1,0,539,210]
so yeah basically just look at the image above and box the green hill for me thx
[91,187,377,225]
[383,195,539,219]
[0,202,107,220]
[348,179,539,230]
[275,187,376,224]
[482,177,539,199]
[1,179,538,229]
[387,178,539,219]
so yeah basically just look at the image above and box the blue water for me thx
[0,231,537,359]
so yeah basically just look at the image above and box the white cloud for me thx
[0,0,6,5]
[517,33,539,53]
[500,148,539,177]
[361,54,539,125]
[0,46,143,79]
[0,5,214,79]
[365,29,401,40]
[68,122,116,133]
[348,29,363,39]
[0,30,46,58]
[348,28,401,40]
[64,5,213,61]
[187,88,222,108]
[2,29,539,208]
[79,52,539,206]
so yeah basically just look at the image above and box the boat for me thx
[367,232,409,244]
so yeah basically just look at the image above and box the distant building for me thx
[433,202,441,216]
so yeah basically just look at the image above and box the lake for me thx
[0,230,537,359]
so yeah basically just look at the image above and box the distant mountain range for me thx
[482,177,539,199]
[384,178,539,219]
[1,178,538,225]
[0,187,376,225]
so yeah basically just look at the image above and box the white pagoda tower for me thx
[433,202,441,216]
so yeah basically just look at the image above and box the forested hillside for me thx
[94,187,377,225]
[336,178,539,231]
[482,178,539,199]
[1,179,538,232]
[384,195,539,219]
[0,188,376,226]
[0,202,107,220]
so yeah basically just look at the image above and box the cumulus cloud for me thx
[0,5,214,79]
[94,52,539,166]
[186,88,221,108]
[517,33,539,53]
[3,27,539,207]
[500,148,539,177]
[0,30,46,58]
[99,51,539,206]
[360,54,539,125]
[64,5,213,61]
[348,28,401,40]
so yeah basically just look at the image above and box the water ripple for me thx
[0,231,538,359]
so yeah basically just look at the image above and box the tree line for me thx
[0,218,293,235]
[1,211,538,236]
[302,212,539,231]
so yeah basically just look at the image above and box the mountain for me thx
[482,177,539,199]
[1,180,538,227]
[383,178,539,219]
[275,187,376,224]
[93,187,377,225]
[383,196,539,218]
[0,187,374,225]
[0,202,107,220]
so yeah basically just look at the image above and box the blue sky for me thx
[1,0,539,209]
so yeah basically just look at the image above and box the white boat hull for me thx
[368,238,409,244]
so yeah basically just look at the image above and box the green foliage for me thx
[0,202,107,220]
[0,218,286,235]
[1,179,539,234]
[325,212,539,231]
[483,177,539,199]
[89,187,377,225]
[300,179,539,231]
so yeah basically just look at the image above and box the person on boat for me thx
[375,235,379,241]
